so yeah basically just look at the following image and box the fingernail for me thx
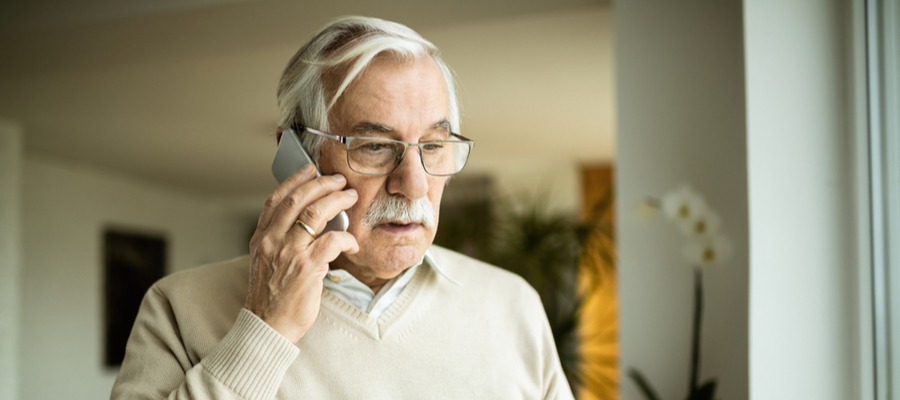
[333,174,345,182]
[346,188,357,196]
[301,164,315,174]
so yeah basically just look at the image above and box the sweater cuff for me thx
[202,308,300,400]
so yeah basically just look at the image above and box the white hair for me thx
[276,16,461,162]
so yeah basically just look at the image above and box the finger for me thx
[308,231,360,265]
[286,188,358,242]
[269,174,349,235]
[256,164,317,233]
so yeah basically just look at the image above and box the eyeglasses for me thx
[292,124,474,176]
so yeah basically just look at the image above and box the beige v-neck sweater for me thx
[111,246,573,400]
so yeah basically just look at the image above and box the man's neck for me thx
[330,255,396,294]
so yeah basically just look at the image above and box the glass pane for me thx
[886,0,900,397]
[873,0,900,398]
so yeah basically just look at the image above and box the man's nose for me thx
[385,146,429,200]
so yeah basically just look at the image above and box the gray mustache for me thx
[362,195,436,228]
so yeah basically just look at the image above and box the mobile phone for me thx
[272,127,349,233]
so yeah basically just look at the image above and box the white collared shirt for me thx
[322,250,459,318]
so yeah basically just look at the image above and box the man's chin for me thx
[342,223,435,278]
[356,244,426,279]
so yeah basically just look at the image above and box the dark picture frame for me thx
[102,229,166,367]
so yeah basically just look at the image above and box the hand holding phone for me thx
[247,127,358,343]
[272,127,349,233]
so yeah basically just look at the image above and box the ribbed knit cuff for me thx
[202,308,300,400]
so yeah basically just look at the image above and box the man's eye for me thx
[422,143,444,151]
[361,143,390,151]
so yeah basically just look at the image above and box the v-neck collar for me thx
[318,261,435,340]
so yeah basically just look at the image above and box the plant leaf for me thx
[628,368,662,400]
[686,379,717,400]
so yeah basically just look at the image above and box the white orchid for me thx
[638,184,731,269]
[683,234,733,268]
[661,186,708,232]
[679,208,722,238]
[634,185,732,268]
[630,184,730,399]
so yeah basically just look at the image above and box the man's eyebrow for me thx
[432,119,451,132]
[351,121,394,135]
[351,120,451,136]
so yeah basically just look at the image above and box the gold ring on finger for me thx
[295,218,317,239]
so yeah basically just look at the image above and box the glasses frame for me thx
[292,124,475,177]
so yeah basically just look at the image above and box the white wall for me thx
[615,1,749,399]
[19,154,250,400]
[427,7,615,165]
[744,1,858,399]
[0,118,23,400]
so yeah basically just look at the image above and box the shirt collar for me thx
[423,249,462,286]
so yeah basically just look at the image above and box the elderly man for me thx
[111,16,573,400]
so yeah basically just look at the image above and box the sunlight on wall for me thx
[578,165,618,400]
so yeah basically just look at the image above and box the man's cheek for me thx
[348,196,371,223]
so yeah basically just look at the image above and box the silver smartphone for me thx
[272,127,349,233]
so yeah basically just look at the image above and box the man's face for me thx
[317,55,449,280]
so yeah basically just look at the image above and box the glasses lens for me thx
[347,138,405,174]
[421,141,471,176]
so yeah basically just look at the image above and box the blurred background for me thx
[1,1,882,400]
[0,0,616,399]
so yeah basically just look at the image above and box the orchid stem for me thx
[688,267,703,397]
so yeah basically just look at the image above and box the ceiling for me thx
[0,0,614,196]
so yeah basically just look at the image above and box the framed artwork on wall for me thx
[103,229,166,367]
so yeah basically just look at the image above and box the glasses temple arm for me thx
[291,124,346,144]
[451,133,475,143]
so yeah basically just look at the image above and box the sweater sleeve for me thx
[110,285,299,400]
[540,312,576,400]
[532,293,575,400]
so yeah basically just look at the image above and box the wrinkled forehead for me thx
[329,56,450,136]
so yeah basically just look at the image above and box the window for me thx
[867,0,900,398]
